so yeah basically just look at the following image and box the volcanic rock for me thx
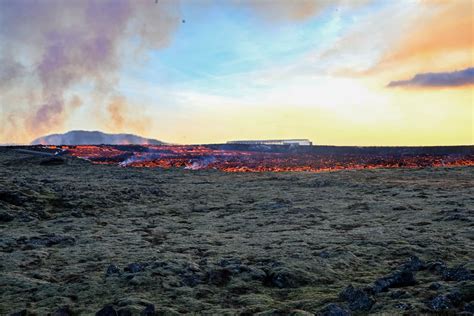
[319,250,330,259]
[346,202,369,211]
[96,305,118,316]
[124,263,145,274]
[116,297,154,308]
[0,190,28,206]
[128,275,147,286]
[113,298,156,315]
[445,291,463,306]
[441,265,473,281]
[371,269,416,294]
[389,290,408,299]
[207,268,232,286]
[426,260,448,274]
[369,256,423,295]
[19,234,75,248]
[247,267,268,281]
[40,157,65,166]
[427,290,465,311]
[427,260,473,281]
[9,310,30,316]
[428,282,442,290]
[0,210,14,222]
[181,272,202,287]
[51,306,73,316]
[464,303,474,313]
[400,256,425,272]
[264,267,312,288]
[216,259,246,275]
[216,258,266,282]
[217,257,242,269]
[106,264,121,276]
[117,309,132,316]
[427,295,454,311]
[140,304,155,316]
[393,302,412,310]
[339,285,375,311]
[458,283,474,301]
[443,213,470,221]
[318,303,351,316]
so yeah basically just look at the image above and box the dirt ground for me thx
[0,147,473,315]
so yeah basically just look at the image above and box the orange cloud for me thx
[379,1,473,68]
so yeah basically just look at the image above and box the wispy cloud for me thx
[387,67,474,88]
[378,0,473,67]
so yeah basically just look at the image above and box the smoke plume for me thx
[0,0,181,141]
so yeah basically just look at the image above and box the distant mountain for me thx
[31,130,165,145]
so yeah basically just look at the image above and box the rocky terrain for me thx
[0,147,473,315]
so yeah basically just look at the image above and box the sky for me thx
[0,0,473,145]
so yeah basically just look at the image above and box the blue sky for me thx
[120,1,353,98]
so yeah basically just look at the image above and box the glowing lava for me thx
[45,145,474,172]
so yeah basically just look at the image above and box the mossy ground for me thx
[0,148,472,315]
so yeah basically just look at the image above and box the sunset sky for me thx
[0,0,473,145]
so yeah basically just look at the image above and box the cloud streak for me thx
[233,0,370,22]
[387,67,474,88]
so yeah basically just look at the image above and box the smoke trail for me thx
[185,156,217,170]
[0,0,181,139]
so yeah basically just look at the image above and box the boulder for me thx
[207,268,232,286]
[372,270,416,294]
[52,306,73,316]
[106,264,121,276]
[427,295,453,311]
[0,210,14,222]
[426,291,463,311]
[19,234,75,248]
[40,157,65,166]
[96,305,117,316]
[442,266,473,282]
[339,285,375,311]
[400,256,425,272]
[124,263,145,274]
[263,267,312,288]
[319,303,351,316]
[140,304,155,316]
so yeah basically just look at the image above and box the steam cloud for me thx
[387,67,474,88]
[0,0,181,140]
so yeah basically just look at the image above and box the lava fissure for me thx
[39,145,474,172]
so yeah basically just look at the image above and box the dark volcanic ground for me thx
[0,147,473,315]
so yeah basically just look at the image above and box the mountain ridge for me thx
[31,130,165,145]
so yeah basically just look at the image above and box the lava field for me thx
[41,144,474,172]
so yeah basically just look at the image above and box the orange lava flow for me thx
[45,145,474,173]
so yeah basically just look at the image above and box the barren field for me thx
[1,147,473,315]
